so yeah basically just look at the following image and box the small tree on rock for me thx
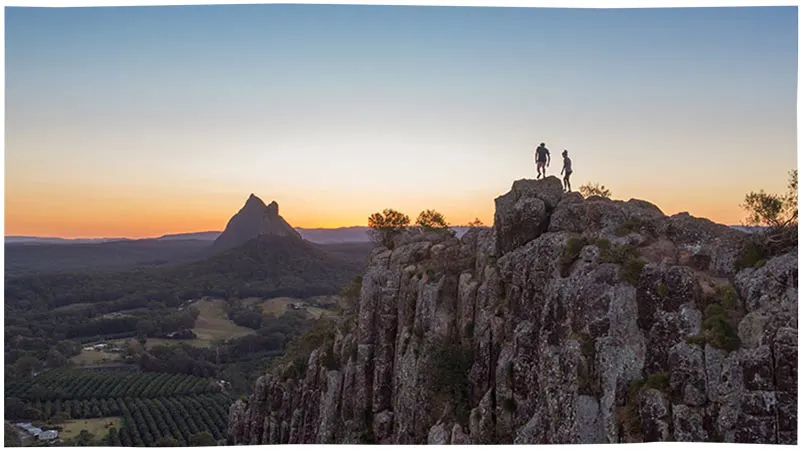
[467,218,484,227]
[736,169,798,268]
[580,182,612,199]
[367,209,410,248]
[741,169,798,229]
[415,209,450,232]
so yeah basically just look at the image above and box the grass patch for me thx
[734,239,768,271]
[691,285,742,352]
[60,417,120,441]
[686,335,706,346]
[701,316,741,352]
[615,216,645,237]
[620,258,647,285]
[599,242,639,265]
[656,282,668,299]
[71,350,121,367]
[621,372,670,441]
[560,237,589,277]
[715,285,740,310]
[192,299,257,343]
[559,236,643,280]
[593,239,646,284]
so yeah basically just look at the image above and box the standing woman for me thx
[560,150,573,192]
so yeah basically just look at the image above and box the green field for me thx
[60,417,121,441]
[6,369,232,447]
[71,350,121,366]
[249,296,334,319]
[192,299,257,342]
[105,298,257,351]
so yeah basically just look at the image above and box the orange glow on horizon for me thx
[4,192,751,239]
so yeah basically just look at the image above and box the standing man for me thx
[535,142,550,179]
[560,149,573,192]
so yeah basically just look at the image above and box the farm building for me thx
[38,430,59,441]
[16,422,43,437]
[14,422,58,441]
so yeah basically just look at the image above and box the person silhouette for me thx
[560,150,573,192]
[535,142,550,179]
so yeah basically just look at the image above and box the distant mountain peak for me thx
[211,194,300,253]
[242,193,267,210]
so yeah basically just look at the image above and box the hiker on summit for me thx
[535,142,550,179]
[560,150,573,192]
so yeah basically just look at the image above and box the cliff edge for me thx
[227,176,797,444]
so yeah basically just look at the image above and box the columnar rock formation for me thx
[227,177,798,444]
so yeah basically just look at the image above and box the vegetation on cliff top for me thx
[736,169,798,269]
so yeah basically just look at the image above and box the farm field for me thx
[109,298,257,351]
[6,369,232,447]
[191,299,256,342]
[247,296,334,319]
[60,417,120,441]
[71,350,121,366]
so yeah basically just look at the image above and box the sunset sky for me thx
[5,4,797,238]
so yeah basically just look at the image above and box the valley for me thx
[4,195,370,446]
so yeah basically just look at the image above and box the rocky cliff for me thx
[227,177,797,444]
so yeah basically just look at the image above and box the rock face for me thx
[227,177,798,445]
[212,194,302,253]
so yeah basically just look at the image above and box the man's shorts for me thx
[536,160,547,169]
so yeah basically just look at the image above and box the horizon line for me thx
[5,221,758,241]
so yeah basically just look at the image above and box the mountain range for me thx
[6,226,758,247]
[4,194,374,278]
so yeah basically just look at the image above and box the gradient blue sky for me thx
[5,5,798,237]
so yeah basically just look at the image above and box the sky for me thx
[5,4,798,238]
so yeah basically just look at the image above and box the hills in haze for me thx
[4,194,374,277]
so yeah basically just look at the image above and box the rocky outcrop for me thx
[212,194,302,253]
[227,177,797,445]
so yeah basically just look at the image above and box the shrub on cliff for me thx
[742,169,797,229]
[619,257,647,285]
[425,338,474,423]
[415,209,451,233]
[560,236,589,277]
[737,169,798,269]
[467,217,485,227]
[688,285,742,352]
[339,275,363,316]
[615,216,645,237]
[367,209,410,248]
[580,182,612,199]
[273,318,337,380]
